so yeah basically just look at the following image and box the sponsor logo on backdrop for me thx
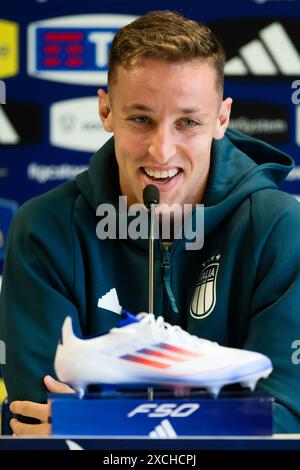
[0,168,8,178]
[229,100,289,145]
[292,80,300,105]
[50,97,111,151]
[295,104,300,147]
[0,198,18,261]
[0,19,19,79]
[27,163,88,183]
[0,106,19,145]
[209,19,300,79]
[0,80,5,104]
[27,14,137,85]
[0,102,42,146]
[286,165,300,182]
[253,0,298,3]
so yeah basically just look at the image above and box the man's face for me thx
[99,58,232,207]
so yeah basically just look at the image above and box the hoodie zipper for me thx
[160,243,179,314]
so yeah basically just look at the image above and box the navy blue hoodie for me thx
[1,129,300,433]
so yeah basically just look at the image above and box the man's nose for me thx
[147,125,176,163]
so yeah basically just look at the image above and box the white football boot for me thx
[54,311,273,397]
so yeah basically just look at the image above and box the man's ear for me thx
[213,97,233,140]
[98,88,113,132]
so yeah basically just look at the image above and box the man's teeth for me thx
[143,168,179,179]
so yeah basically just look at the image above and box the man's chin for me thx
[156,199,184,213]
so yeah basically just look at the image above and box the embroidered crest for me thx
[190,255,220,319]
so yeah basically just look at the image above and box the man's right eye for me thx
[132,116,152,125]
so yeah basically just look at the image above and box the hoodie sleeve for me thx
[0,187,80,404]
[244,191,300,433]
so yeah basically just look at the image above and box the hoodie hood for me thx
[205,128,293,206]
[202,128,294,233]
[75,128,294,235]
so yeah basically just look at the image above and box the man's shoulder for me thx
[250,188,300,219]
[20,180,79,216]
[249,188,300,241]
[11,180,81,237]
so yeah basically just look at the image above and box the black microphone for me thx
[143,184,160,210]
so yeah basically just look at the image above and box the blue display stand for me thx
[51,390,273,437]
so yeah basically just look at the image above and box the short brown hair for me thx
[108,11,226,94]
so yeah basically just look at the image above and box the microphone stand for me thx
[149,202,156,316]
[148,202,156,401]
[143,184,160,402]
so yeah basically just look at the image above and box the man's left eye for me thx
[179,119,198,128]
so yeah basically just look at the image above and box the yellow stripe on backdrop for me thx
[0,378,7,434]
[0,378,6,402]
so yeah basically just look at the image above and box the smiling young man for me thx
[1,11,300,436]
[98,57,231,207]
